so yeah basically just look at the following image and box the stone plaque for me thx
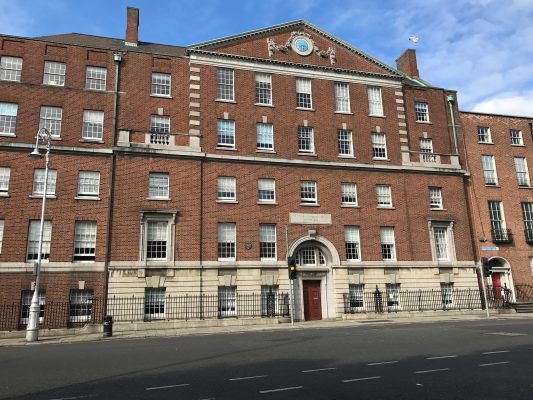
[289,212,332,225]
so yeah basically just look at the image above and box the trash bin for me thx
[103,315,113,337]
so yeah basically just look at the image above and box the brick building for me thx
[0,7,530,325]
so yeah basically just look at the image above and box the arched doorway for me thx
[487,256,515,302]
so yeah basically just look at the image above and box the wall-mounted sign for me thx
[289,213,332,225]
[480,246,499,251]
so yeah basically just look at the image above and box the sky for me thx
[1,0,532,116]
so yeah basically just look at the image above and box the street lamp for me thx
[26,127,53,342]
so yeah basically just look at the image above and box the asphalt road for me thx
[1,318,532,399]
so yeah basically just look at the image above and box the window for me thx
[255,73,272,105]
[217,176,236,201]
[218,286,236,316]
[298,126,314,153]
[300,181,317,205]
[216,68,234,101]
[150,115,170,133]
[368,86,383,116]
[0,167,10,195]
[488,201,508,241]
[514,157,530,187]
[20,290,45,324]
[297,246,326,266]
[85,66,107,90]
[27,220,52,261]
[151,72,171,96]
[376,185,392,207]
[148,173,169,199]
[510,129,523,145]
[334,82,350,113]
[261,285,279,316]
[69,289,94,322]
[481,155,498,185]
[82,110,104,140]
[530,257,533,277]
[521,202,533,242]
[380,227,396,260]
[258,178,275,203]
[386,283,400,308]
[371,132,387,159]
[477,127,491,143]
[39,106,62,138]
[146,221,168,260]
[433,227,449,261]
[73,221,96,261]
[348,284,364,310]
[337,129,353,156]
[420,138,436,162]
[217,119,235,149]
[341,183,358,206]
[141,213,175,262]
[77,171,100,198]
[0,102,18,135]
[145,288,165,319]
[218,223,236,260]
[296,78,312,109]
[415,102,429,122]
[441,283,454,307]
[256,123,273,151]
[0,220,4,253]
[429,187,443,209]
[43,61,65,86]
[32,169,57,196]
[345,226,361,261]
[259,224,276,260]
[0,56,22,82]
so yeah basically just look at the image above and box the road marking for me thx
[259,386,303,394]
[479,361,510,367]
[50,397,94,400]
[426,355,457,360]
[229,375,268,381]
[482,350,510,355]
[368,361,398,366]
[145,384,190,391]
[302,367,337,373]
[414,368,450,374]
[342,376,381,383]
[485,332,527,337]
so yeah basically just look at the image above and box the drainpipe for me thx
[447,95,459,155]
[199,157,204,319]
[103,53,122,316]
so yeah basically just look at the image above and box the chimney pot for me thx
[125,7,139,47]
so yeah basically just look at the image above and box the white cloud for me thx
[471,92,533,117]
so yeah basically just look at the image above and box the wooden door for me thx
[303,280,322,321]
[492,273,502,299]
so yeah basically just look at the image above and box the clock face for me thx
[291,36,313,56]
[295,38,309,52]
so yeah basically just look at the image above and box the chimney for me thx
[396,49,419,78]
[125,7,139,47]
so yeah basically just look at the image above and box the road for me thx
[1,317,532,399]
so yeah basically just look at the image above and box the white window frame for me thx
[510,129,523,146]
[0,167,11,195]
[334,82,350,113]
[300,181,317,205]
[376,185,392,207]
[73,221,97,261]
[348,284,365,310]
[151,72,171,96]
[217,176,236,202]
[259,224,277,261]
[255,73,272,105]
[415,102,429,122]
[296,77,312,109]
[146,220,169,261]
[420,138,436,163]
[441,282,454,308]
[82,110,104,141]
[385,283,401,309]
[85,66,107,90]
[261,285,279,316]
[145,288,166,319]
[0,220,4,254]
[429,187,443,209]
[428,221,457,263]
[258,178,276,203]
[337,129,353,156]
[371,132,387,159]
[32,169,57,197]
[481,155,498,185]
[43,61,66,86]
[39,106,62,138]
[380,227,396,261]
[368,86,383,116]
[297,246,326,266]
[77,171,100,198]
[217,119,235,149]
[27,220,52,261]
[218,286,237,316]
[148,172,169,199]
[477,126,492,143]
[140,213,176,262]
[345,226,361,261]
[488,201,507,237]
[150,115,170,133]
[514,157,530,187]
[341,183,358,206]
[529,256,533,277]
[256,123,274,151]
[216,68,234,101]
[433,227,449,261]
[298,126,314,154]
[0,102,18,135]
[218,222,236,261]
[522,202,533,238]
[0,56,22,82]
[20,290,45,324]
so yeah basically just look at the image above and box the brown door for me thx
[303,280,322,321]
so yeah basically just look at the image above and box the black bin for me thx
[103,315,113,337]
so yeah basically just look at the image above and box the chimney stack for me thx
[396,49,419,78]
[125,7,139,47]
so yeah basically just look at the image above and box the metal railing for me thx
[524,229,533,244]
[491,228,513,243]
[486,285,513,309]
[514,284,533,301]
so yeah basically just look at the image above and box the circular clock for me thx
[291,36,313,56]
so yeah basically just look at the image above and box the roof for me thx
[460,110,533,120]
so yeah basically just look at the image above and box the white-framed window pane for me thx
[0,102,18,134]
[218,286,236,316]
[429,187,442,209]
[69,289,94,322]
[441,282,453,306]
[256,123,273,150]
[349,284,364,309]
[217,119,235,148]
[420,138,436,162]
[529,256,533,277]
[148,172,169,199]
[345,226,360,260]
[341,183,357,205]
[488,201,505,235]
[521,202,533,235]
[255,73,272,105]
[0,56,22,82]
[145,288,166,319]
[376,185,392,206]
[380,227,396,260]
[261,285,279,316]
[150,115,170,133]
[368,86,383,116]
[20,290,45,324]
[415,102,429,122]
[32,169,57,196]
[0,220,4,254]
[300,181,317,204]
[477,126,491,143]
[298,126,314,153]
[151,72,171,96]
[372,132,387,159]
[39,106,62,137]
[216,68,234,101]
[482,155,497,185]
[337,129,353,156]
[77,171,100,196]
[27,220,52,261]
[434,227,448,260]
[514,157,530,187]
[259,224,276,260]
[146,221,168,260]
[296,78,312,109]
[82,110,104,140]
[43,61,65,86]
[386,283,400,307]
[0,167,11,192]
[85,66,107,90]
[258,178,275,202]
[73,221,96,261]
[299,246,316,265]
[334,82,350,113]
[218,223,236,260]
[217,176,236,200]
[510,129,523,145]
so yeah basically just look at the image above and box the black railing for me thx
[524,229,533,244]
[514,284,533,301]
[486,285,513,308]
[491,228,513,243]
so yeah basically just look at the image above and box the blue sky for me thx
[1,0,532,116]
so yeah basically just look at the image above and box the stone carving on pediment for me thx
[267,31,336,64]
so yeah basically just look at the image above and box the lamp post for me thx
[26,127,52,342]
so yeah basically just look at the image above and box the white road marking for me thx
[485,332,527,336]
[145,383,190,391]
[229,375,268,381]
[414,368,450,374]
[342,376,381,383]
[49,396,94,400]
[426,355,457,360]
[482,350,510,355]
[368,361,398,366]
[479,361,510,367]
[259,386,303,394]
[302,367,337,373]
